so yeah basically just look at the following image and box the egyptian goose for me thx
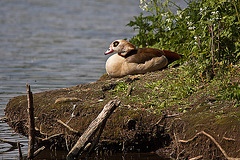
[104,40,181,78]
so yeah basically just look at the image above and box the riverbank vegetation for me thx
[128,0,240,81]
[126,0,240,119]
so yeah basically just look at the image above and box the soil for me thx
[5,64,240,159]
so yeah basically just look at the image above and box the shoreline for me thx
[5,66,240,159]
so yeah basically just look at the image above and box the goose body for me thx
[104,40,181,78]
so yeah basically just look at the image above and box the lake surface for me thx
[0,0,186,159]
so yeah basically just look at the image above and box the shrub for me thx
[127,0,240,78]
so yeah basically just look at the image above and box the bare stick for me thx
[66,100,121,160]
[41,133,64,142]
[179,131,240,160]
[0,138,18,147]
[17,141,22,159]
[56,119,80,135]
[223,137,236,141]
[27,83,35,159]
[33,146,46,158]
[189,155,203,160]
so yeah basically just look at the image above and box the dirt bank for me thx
[5,64,240,159]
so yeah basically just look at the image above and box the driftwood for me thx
[27,84,35,159]
[179,131,240,160]
[86,116,107,156]
[66,100,121,160]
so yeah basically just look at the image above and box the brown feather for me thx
[161,50,181,61]
[124,48,181,64]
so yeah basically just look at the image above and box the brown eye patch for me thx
[113,41,119,47]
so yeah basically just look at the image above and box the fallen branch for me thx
[56,119,80,135]
[0,138,18,147]
[66,100,121,160]
[86,116,108,156]
[179,131,240,160]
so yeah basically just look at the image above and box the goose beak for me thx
[104,48,114,55]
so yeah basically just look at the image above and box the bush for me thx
[127,0,240,78]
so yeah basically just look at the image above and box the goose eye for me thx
[113,41,119,47]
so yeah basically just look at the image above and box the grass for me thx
[106,63,240,118]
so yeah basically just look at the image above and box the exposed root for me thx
[178,131,240,160]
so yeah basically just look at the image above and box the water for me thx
[0,0,186,159]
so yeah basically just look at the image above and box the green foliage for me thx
[113,82,129,94]
[218,81,240,101]
[127,0,240,78]
[145,68,198,97]
[143,66,201,113]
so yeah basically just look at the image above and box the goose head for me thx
[104,40,136,56]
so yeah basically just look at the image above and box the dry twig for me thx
[33,146,46,158]
[189,155,203,160]
[56,119,80,135]
[179,131,240,160]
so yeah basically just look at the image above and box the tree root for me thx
[178,131,240,160]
